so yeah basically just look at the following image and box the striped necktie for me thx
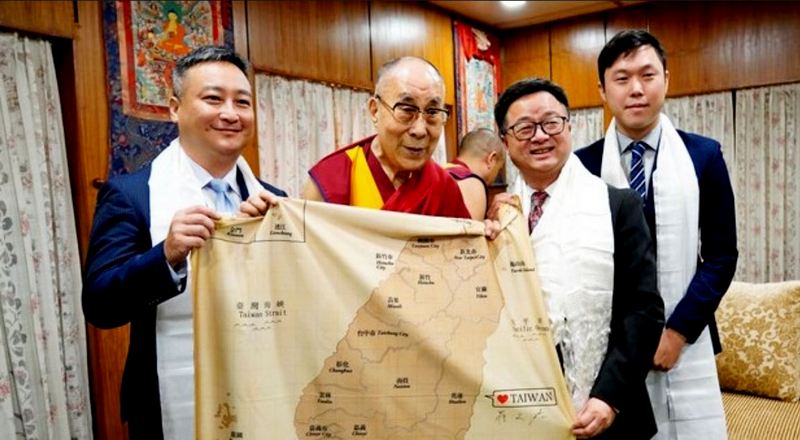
[207,179,237,214]
[629,141,648,200]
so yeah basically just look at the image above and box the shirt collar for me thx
[617,122,663,153]
[186,156,239,197]
[521,161,564,213]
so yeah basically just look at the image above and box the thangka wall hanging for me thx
[454,21,501,140]
[117,0,224,120]
[104,0,233,176]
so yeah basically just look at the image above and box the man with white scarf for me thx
[83,46,286,439]
[491,78,664,439]
[576,30,738,439]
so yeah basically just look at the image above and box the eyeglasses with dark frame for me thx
[503,116,569,141]
[375,95,450,125]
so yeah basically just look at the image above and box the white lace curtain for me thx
[256,74,373,196]
[570,107,605,151]
[664,86,800,282]
[663,91,736,167]
[733,83,800,282]
[0,33,92,439]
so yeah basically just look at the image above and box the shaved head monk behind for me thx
[446,128,506,219]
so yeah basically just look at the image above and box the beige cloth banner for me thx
[192,198,574,439]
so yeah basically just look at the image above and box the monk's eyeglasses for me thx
[375,95,449,126]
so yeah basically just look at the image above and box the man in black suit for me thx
[82,46,286,439]
[489,78,664,439]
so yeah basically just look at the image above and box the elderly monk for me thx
[244,56,471,219]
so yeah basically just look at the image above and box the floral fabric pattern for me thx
[715,281,800,401]
[570,107,604,151]
[0,33,92,439]
[665,87,800,282]
[732,84,800,282]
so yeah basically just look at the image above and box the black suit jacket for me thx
[82,165,286,439]
[576,131,738,353]
[590,186,664,439]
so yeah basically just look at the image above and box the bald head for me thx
[368,56,448,179]
[456,128,505,183]
[459,128,504,159]
[375,56,444,96]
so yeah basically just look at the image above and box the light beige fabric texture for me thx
[722,391,800,440]
[192,199,573,439]
[716,281,800,401]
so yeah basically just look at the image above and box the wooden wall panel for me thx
[232,0,259,176]
[605,6,648,40]
[501,26,550,88]
[502,1,800,112]
[70,2,127,439]
[649,2,726,97]
[232,0,248,59]
[370,1,455,105]
[0,0,74,38]
[650,1,800,97]
[71,2,108,310]
[550,16,606,109]
[247,1,372,90]
[730,2,800,89]
[370,1,457,157]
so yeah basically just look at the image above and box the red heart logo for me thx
[497,394,509,404]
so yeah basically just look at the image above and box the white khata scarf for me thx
[600,115,728,437]
[512,154,614,409]
[599,113,699,312]
[148,138,263,439]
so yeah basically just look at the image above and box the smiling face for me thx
[369,58,445,178]
[169,61,253,175]
[600,45,669,140]
[502,91,572,190]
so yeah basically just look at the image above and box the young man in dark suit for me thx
[490,77,664,439]
[82,46,286,439]
[575,30,738,439]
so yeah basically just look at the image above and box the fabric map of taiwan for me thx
[192,198,574,439]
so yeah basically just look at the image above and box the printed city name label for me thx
[486,388,557,408]
[225,225,244,238]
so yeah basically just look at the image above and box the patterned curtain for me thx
[570,107,605,151]
[332,87,372,152]
[663,87,800,282]
[432,129,447,166]
[0,34,92,439]
[733,83,800,282]
[663,91,735,173]
[256,74,372,197]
